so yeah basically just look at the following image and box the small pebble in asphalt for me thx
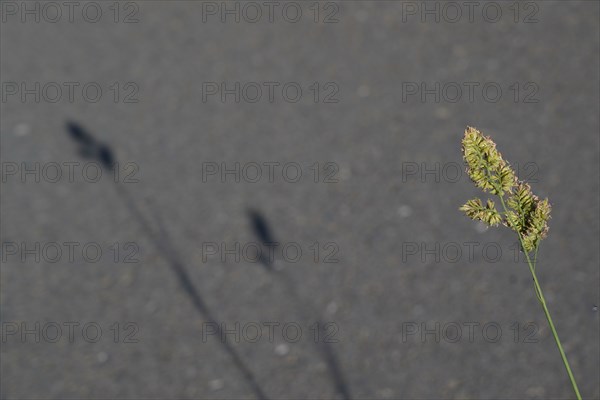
[97,352,109,364]
[326,301,338,315]
[208,379,224,391]
[397,205,413,218]
[14,123,31,137]
[275,343,289,356]
[357,85,370,98]
[475,221,488,233]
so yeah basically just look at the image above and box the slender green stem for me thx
[531,245,542,300]
[522,246,581,400]
[498,196,582,400]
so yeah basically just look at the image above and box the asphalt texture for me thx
[1,1,599,399]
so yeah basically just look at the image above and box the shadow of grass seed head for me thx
[460,127,551,252]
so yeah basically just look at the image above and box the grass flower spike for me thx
[459,126,581,400]
[459,198,502,226]
[461,127,551,251]
[462,126,516,195]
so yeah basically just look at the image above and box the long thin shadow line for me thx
[266,267,351,400]
[66,121,268,400]
[247,210,352,400]
[116,186,268,400]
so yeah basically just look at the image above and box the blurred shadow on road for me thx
[247,209,352,400]
[66,121,269,400]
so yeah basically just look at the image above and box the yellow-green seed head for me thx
[460,126,551,252]
[462,127,516,196]
[460,197,502,226]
